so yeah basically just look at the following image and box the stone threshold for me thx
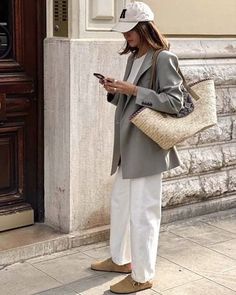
[0,224,109,267]
[0,194,235,267]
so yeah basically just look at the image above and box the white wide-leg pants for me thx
[110,167,162,283]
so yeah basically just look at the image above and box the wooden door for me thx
[0,0,45,231]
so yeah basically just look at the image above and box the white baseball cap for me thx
[112,1,154,33]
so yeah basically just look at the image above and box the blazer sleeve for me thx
[107,92,119,106]
[135,51,184,114]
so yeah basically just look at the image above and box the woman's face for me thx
[123,30,141,48]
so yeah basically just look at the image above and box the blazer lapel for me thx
[122,49,154,112]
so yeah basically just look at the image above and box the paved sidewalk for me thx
[1,208,236,295]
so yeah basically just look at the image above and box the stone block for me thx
[216,87,229,114]
[162,177,202,207]
[203,61,236,86]
[180,59,236,86]
[216,87,236,114]
[198,116,232,144]
[228,169,236,192]
[189,146,223,173]
[163,171,231,208]
[200,172,228,198]
[233,117,236,139]
[228,87,236,112]
[222,145,236,166]
[178,116,234,148]
[163,149,191,178]
[178,134,199,147]
[165,144,236,180]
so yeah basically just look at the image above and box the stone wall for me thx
[162,46,236,210]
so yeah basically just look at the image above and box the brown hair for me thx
[120,21,169,55]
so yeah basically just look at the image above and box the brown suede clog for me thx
[110,274,153,294]
[91,257,132,274]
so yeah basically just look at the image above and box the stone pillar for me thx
[44,0,129,233]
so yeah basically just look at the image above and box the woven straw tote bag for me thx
[130,50,217,150]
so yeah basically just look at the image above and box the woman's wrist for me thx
[132,85,138,96]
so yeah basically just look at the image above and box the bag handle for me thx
[150,48,164,90]
[177,67,201,101]
[150,49,201,101]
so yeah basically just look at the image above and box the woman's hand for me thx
[103,77,138,96]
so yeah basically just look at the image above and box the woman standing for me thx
[91,2,184,294]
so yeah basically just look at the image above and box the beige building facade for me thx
[44,0,236,239]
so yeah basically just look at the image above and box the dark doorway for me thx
[0,0,46,230]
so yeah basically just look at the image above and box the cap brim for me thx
[111,21,138,33]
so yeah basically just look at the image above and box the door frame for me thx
[35,0,46,221]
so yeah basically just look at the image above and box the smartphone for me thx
[93,73,105,80]
[93,73,113,84]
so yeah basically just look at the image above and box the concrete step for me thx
[0,223,109,267]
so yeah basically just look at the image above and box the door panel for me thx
[0,124,24,199]
[0,0,45,229]
[0,137,12,190]
[0,93,6,120]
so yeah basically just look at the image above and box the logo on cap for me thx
[120,9,127,19]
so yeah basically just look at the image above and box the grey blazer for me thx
[108,49,184,179]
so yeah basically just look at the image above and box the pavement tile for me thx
[202,267,236,292]
[158,232,236,274]
[28,242,110,265]
[200,212,236,234]
[77,241,109,253]
[160,278,236,295]
[67,273,159,295]
[167,221,236,246]
[206,238,236,260]
[0,262,61,295]
[28,248,82,264]
[34,285,79,295]
[81,245,110,260]
[153,256,202,292]
[32,251,99,284]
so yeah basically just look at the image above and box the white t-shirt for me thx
[127,54,147,83]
